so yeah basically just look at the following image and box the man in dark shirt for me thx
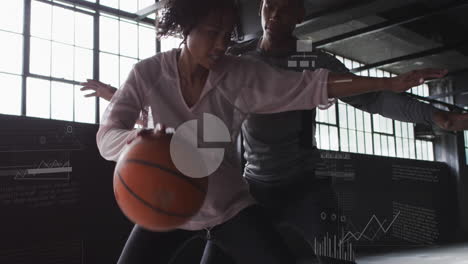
[228,0,468,262]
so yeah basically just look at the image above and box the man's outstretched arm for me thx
[340,81,468,132]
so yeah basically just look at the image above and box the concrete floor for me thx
[357,244,468,264]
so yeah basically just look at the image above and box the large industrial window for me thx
[317,55,434,161]
[98,12,156,119]
[0,1,24,116]
[1,0,157,124]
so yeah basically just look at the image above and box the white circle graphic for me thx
[170,113,231,178]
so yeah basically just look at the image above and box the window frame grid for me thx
[18,0,157,123]
[316,53,434,161]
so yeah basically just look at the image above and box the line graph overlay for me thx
[341,211,401,245]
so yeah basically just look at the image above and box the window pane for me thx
[347,105,355,130]
[395,121,401,137]
[51,81,73,121]
[75,47,93,82]
[409,140,416,159]
[422,141,428,161]
[466,148,468,165]
[357,131,365,154]
[423,84,429,97]
[365,132,373,154]
[51,42,74,80]
[317,109,328,123]
[120,0,138,13]
[358,70,369,77]
[120,20,138,57]
[416,140,422,160]
[396,137,403,158]
[338,103,347,128]
[0,31,22,74]
[319,125,330,150]
[328,106,336,125]
[120,56,138,84]
[376,69,384,78]
[374,134,381,155]
[30,37,51,76]
[402,122,408,138]
[373,115,380,132]
[379,116,386,134]
[139,0,155,9]
[388,137,395,157]
[316,124,321,149]
[408,123,415,139]
[340,128,348,152]
[356,110,363,131]
[381,136,388,156]
[386,118,393,134]
[428,142,434,161]
[27,78,50,119]
[0,0,23,33]
[0,73,22,115]
[349,130,357,153]
[74,85,95,124]
[139,25,156,59]
[330,126,339,151]
[100,99,110,123]
[100,0,118,9]
[335,55,344,63]
[100,52,119,88]
[343,58,353,70]
[52,6,74,44]
[402,139,409,158]
[75,12,94,49]
[100,16,119,54]
[364,112,372,132]
[31,1,52,39]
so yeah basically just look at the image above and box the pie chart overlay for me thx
[170,113,231,178]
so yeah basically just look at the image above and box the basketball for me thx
[113,133,208,231]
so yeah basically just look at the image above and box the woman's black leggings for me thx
[117,205,294,264]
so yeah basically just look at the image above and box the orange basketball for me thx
[113,133,208,231]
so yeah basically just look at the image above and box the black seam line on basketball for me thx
[116,171,194,218]
[124,159,206,194]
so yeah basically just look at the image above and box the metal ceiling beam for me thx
[54,0,155,25]
[350,40,468,73]
[295,0,423,36]
[301,0,375,23]
[315,0,468,48]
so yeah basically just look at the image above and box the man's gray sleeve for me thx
[317,51,438,126]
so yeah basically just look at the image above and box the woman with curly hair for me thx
[96,0,447,263]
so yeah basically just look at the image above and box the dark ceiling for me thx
[239,0,468,105]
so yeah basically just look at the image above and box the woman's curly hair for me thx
[157,0,243,43]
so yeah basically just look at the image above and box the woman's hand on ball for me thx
[127,123,172,144]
